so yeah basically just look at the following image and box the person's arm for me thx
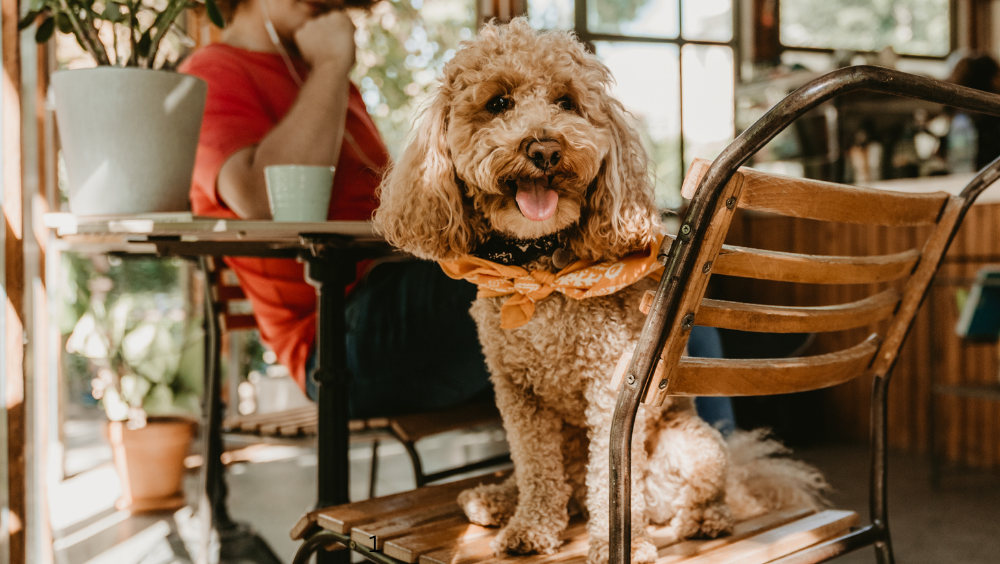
[217,11,357,219]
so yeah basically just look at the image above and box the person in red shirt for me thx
[180,0,491,417]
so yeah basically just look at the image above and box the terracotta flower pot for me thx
[108,416,196,512]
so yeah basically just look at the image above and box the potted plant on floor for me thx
[20,0,224,216]
[66,267,204,512]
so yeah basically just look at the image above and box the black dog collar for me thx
[471,231,574,268]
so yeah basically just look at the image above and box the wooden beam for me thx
[2,0,26,560]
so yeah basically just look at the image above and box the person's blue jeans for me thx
[688,326,737,436]
[307,260,493,419]
[306,260,735,433]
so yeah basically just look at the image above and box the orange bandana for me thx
[440,234,664,329]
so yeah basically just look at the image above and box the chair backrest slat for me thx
[696,288,900,334]
[713,244,920,285]
[664,334,881,397]
[642,163,968,406]
[206,260,259,334]
[215,285,247,303]
[683,158,950,226]
[219,314,259,333]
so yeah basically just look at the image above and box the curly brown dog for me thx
[375,18,826,564]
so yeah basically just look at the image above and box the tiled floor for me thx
[51,424,999,564]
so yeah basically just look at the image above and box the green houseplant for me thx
[64,257,205,511]
[20,0,222,216]
[19,0,224,68]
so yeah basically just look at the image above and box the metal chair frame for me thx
[610,65,1000,564]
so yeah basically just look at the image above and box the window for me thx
[351,0,477,156]
[528,0,736,208]
[780,0,951,57]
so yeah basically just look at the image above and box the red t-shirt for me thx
[180,44,389,390]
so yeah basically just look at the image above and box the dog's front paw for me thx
[585,537,657,564]
[458,482,517,527]
[490,520,561,556]
[632,538,658,564]
[667,502,734,540]
[586,538,609,564]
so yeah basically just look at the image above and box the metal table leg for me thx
[197,257,282,564]
[305,250,356,564]
[198,257,231,564]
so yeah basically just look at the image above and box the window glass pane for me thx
[588,0,679,39]
[681,0,732,41]
[352,0,476,156]
[595,42,682,208]
[780,0,950,57]
[528,0,574,29]
[682,44,734,171]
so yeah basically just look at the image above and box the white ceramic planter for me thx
[52,67,207,216]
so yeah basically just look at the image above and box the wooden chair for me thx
[288,67,1000,564]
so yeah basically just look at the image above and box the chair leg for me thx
[403,440,426,488]
[874,537,895,564]
[369,439,380,498]
[386,425,427,488]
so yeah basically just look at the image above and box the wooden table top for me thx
[44,213,385,257]
[45,213,378,242]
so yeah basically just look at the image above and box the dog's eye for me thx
[486,95,513,114]
[556,96,576,112]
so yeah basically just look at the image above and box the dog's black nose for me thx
[526,140,562,170]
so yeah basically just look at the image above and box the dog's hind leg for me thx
[489,374,571,556]
[644,402,732,541]
[583,381,657,564]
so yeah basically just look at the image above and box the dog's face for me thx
[376,18,659,262]
[443,43,612,241]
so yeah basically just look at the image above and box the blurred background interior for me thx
[3,0,1000,563]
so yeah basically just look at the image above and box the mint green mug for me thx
[265,165,335,222]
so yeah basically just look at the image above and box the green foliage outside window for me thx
[350,0,475,156]
[61,255,203,426]
[780,0,950,57]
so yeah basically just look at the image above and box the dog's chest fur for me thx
[469,269,656,425]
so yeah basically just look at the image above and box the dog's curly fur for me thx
[375,19,827,564]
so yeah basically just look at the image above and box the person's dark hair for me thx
[948,53,1000,94]
[218,0,381,22]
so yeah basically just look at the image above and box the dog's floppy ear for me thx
[578,97,660,260]
[375,93,477,260]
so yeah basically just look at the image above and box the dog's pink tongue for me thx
[515,179,559,221]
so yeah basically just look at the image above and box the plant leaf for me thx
[34,16,55,43]
[121,322,157,365]
[142,384,176,416]
[102,2,124,23]
[205,0,224,28]
[136,28,152,58]
[101,388,130,421]
[55,12,73,34]
[18,10,40,30]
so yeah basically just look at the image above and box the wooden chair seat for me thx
[290,469,858,564]
[224,400,502,441]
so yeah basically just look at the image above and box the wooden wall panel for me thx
[721,204,1000,468]
[2,0,26,556]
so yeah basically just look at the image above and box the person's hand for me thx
[294,10,356,74]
